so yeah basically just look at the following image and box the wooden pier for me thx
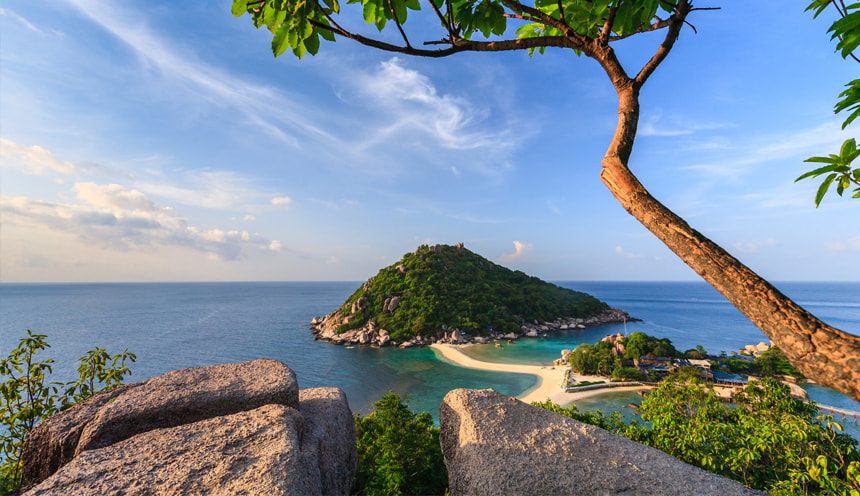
[817,404,860,423]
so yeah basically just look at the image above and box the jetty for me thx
[817,404,860,423]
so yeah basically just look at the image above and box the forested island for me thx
[310,243,631,347]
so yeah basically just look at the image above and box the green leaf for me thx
[305,32,320,55]
[796,164,839,181]
[840,138,857,159]
[231,0,249,17]
[815,173,838,207]
[272,25,292,57]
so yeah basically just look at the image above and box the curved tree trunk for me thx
[601,84,860,402]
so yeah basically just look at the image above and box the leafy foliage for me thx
[0,332,135,492]
[537,378,860,494]
[333,244,608,342]
[568,332,680,377]
[232,0,686,59]
[799,1,860,206]
[352,393,447,496]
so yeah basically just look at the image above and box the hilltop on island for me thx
[310,243,631,347]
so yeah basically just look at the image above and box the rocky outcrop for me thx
[601,332,627,357]
[439,389,762,495]
[21,383,143,485]
[310,308,635,349]
[75,359,298,453]
[22,360,356,496]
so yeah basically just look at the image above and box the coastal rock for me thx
[440,389,762,496]
[76,359,298,454]
[298,388,358,496]
[26,405,318,496]
[525,330,538,338]
[21,383,143,485]
[310,316,323,326]
[561,349,571,362]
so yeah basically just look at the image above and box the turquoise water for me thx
[1,281,858,427]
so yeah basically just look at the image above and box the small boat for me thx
[345,346,355,349]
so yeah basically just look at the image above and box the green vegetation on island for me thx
[567,331,802,383]
[537,377,860,495]
[316,244,611,343]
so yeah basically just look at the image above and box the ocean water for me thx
[1,281,858,434]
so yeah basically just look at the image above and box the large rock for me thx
[298,388,357,496]
[21,383,142,485]
[22,362,357,495]
[25,405,316,496]
[439,389,762,496]
[75,359,297,454]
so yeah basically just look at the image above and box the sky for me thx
[1,1,858,283]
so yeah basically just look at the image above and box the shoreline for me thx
[429,343,653,407]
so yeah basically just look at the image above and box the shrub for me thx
[352,393,447,496]
[0,331,135,492]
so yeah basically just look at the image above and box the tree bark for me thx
[601,83,860,403]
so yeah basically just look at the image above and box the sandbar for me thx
[430,343,652,407]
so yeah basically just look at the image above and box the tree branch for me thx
[634,0,690,86]
[427,0,456,41]
[388,0,413,48]
[608,16,673,42]
[599,6,618,44]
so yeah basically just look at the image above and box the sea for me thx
[2,281,859,438]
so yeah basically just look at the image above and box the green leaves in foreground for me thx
[353,393,447,496]
[1,332,135,492]
[798,138,860,207]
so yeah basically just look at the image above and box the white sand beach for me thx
[429,343,653,407]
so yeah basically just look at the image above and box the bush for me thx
[0,331,135,492]
[352,393,447,496]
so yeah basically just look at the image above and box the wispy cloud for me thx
[1,182,282,261]
[680,122,851,181]
[0,8,42,33]
[732,238,777,253]
[499,241,532,262]
[0,138,76,175]
[343,58,525,175]
[639,112,730,137]
[615,245,644,260]
[65,0,334,147]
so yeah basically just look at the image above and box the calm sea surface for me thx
[2,281,858,436]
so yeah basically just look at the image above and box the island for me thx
[310,243,632,347]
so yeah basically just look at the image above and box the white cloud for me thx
[139,170,269,211]
[0,138,76,175]
[732,238,778,253]
[0,8,42,33]
[1,182,281,261]
[615,245,645,260]
[347,58,523,175]
[325,256,340,265]
[639,113,729,137]
[244,214,256,221]
[271,196,293,208]
[827,236,860,251]
[680,122,851,181]
[65,0,334,147]
[499,241,532,262]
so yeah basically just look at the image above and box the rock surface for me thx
[298,388,357,496]
[26,405,314,496]
[439,389,763,496]
[21,383,142,485]
[22,360,356,495]
[76,359,298,454]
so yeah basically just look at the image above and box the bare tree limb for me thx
[634,0,690,86]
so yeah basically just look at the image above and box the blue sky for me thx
[1,1,857,282]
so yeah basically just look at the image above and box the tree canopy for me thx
[798,0,860,205]
[232,0,860,402]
